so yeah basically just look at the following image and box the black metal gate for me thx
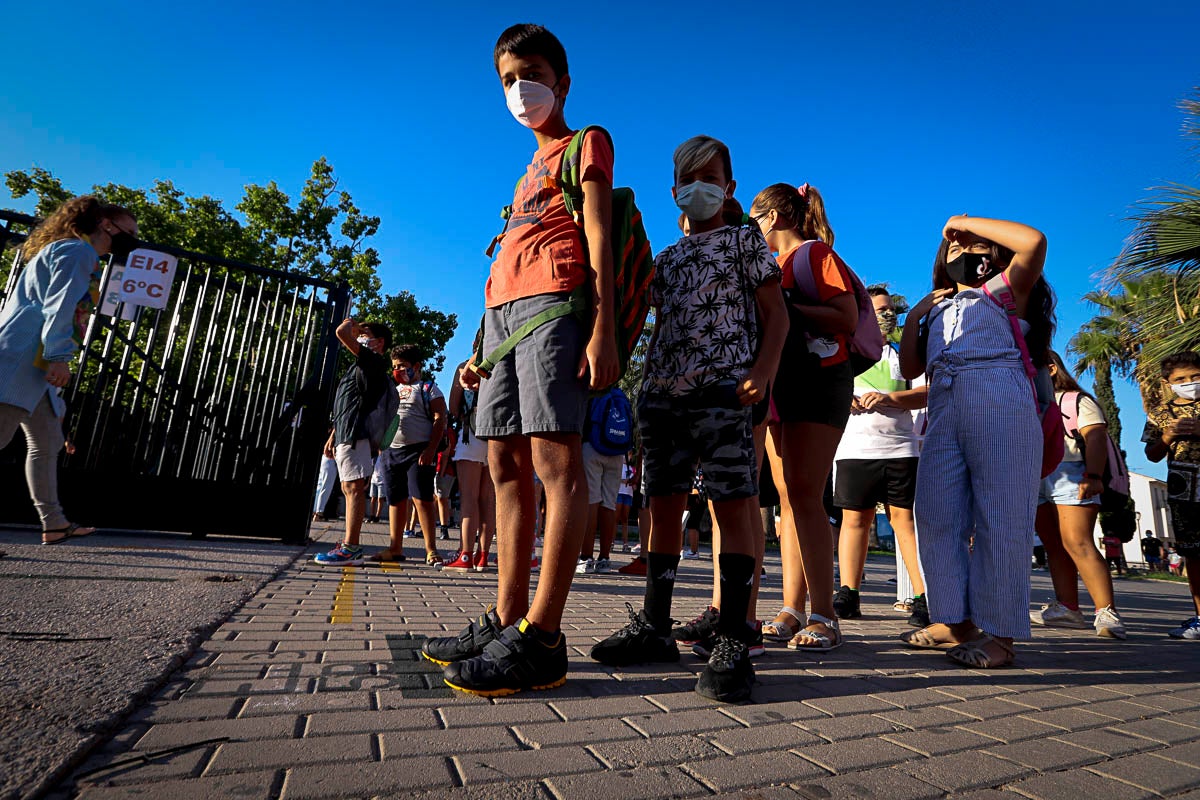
[0,210,350,544]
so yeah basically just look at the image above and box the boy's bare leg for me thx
[342,479,367,546]
[1187,556,1200,617]
[388,498,411,553]
[528,432,589,631]
[490,435,536,626]
[597,506,616,561]
[581,503,599,560]
[415,498,440,556]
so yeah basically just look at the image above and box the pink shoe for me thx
[473,551,489,572]
[444,552,473,571]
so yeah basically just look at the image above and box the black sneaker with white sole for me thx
[695,633,755,703]
[421,606,502,666]
[442,620,568,697]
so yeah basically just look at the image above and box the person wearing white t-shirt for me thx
[831,288,929,626]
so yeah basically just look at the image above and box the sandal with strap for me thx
[368,550,406,563]
[42,523,97,545]
[787,612,842,652]
[763,606,806,642]
[900,624,963,650]
[947,634,1014,669]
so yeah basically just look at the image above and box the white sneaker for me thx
[1094,606,1127,639]
[682,549,700,560]
[630,543,641,555]
[1031,601,1089,629]
[594,557,611,574]
[576,557,595,574]
[1169,616,1200,640]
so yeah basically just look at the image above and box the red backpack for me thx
[981,272,1065,478]
[789,241,885,375]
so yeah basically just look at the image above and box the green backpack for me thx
[474,126,654,386]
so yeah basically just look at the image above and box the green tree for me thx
[372,290,457,375]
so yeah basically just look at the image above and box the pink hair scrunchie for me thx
[797,182,810,198]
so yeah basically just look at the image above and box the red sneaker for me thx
[473,550,488,572]
[617,557,647,576]
[530,556,540,573]
[444,552,473,571]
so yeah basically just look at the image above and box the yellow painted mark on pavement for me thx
[378,560,402,574]
[330,567,356,623]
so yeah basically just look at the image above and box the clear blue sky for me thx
[3,1,1197,475]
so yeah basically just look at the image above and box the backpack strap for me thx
[470,293,587,379]
[1060,390,1081,439]
[981,270,1038,393]
[560,125,613,226]
[791,241,819,300]
[485,176,525,258]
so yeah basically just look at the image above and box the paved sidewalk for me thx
[52,523,1200,799]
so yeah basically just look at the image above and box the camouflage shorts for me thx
[637,390,758,502]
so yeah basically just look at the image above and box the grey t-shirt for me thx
[390,380,444,447]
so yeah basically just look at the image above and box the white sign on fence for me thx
[117,249,178,309]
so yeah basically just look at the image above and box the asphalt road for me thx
[0,526,304,800]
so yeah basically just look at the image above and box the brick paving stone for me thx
[380,728,522,759]
[76,771,279,800]
[927,681,1016,701]
[642,690,725,712]
[589,734,724,769]
[1146,739,1200,764]
[623,708,742,737]
[440,702,562,728]
[882,727,996,757]
[1007,768,1156,800]
[1047,686,1130,703]
[720,701,831,726]
[707,722,823,755]
[790,767,944,800]
[866,688,958,709]
[303,708,439,736]
[206,734,375,773]
[455,746,602,784]
[1021,707,1123,732]
[793,739,921,773]
[983,738,1104,771]
[997,690,1082,711]
[874,705,978,730]
[1112,718,1200,745]
[238,692,371,717]
[710,787,803,800]
[1052,727,1160,758]
[545,765,709,800]
[957,714,1066,744]
[281,758,452,798]
[392,778,552,800]
[185,677,315,696]
[1081,700,1162,723]
[549,696,662,720]
[942,697,1047,721]
[1087,752,1200,794]
[134,715,301,751]
[73,747,211,787]
[800,713,907,742]
[683,751,828,791]
[801,694,900,717]
[139,697,241,723]
[897,750,1032,792]
[513,717,642,748]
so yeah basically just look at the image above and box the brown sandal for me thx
[42,523,97,545]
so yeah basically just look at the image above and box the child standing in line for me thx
[1143,351,1200,639]
[423,23,618,696]
[589,135,788,702]
[899,215,1054,668]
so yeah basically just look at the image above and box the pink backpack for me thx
[791,241,884,375]
[980,271,1065,479]
[1059,390,1131,497]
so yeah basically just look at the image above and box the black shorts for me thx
[771,346,853,429]
[379,443,436,504]
[834,457,918,511]
[1169,500,1200,559]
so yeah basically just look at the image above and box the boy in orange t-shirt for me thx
[424,23,618,696]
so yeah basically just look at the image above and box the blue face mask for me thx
[393,367,416,384]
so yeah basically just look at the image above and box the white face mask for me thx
[506,80,557,129]
[675,181,727,222]
[1172,382,1200,401]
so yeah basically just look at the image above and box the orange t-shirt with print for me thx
[778,240,853,367]
[484,129,615,309]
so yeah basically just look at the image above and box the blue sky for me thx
[3,1,1197,475]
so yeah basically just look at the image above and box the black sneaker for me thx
[695,634,755,703]
[420,606,502,666]
[832,585,861,619]
[591,603,680,667]
[693,622,766,660]
[907,595,930,628]
[442,620,568,697]
[438,526,450,540]
[671,605,720,644]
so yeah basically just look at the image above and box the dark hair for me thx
[751,183,834,246]
[931,238,1057,368]
[361,322,392,352]
[1047,350,1086,394]
[494,24,568,82]
[390,342,422,365]
[1161,351,1200,378]
[867,284,891,298]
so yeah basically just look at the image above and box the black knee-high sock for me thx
[717,552,757,641]
[644,552,681,633]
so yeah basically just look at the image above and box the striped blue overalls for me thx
[914,289,1040,639]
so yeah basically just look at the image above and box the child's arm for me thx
[899,289,953,380]
[336,318,362,354]
[859,385,928,412]
[942,215,1047,300]
[421,396,449,466]
[579,173,619,390]
[789,295,858,336]
[447,364,466,418]
[1078,423,1109,500]
[739,278,789,406]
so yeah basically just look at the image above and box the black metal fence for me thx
[0,209,350,544]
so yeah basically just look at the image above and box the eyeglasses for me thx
[750,211,771,226]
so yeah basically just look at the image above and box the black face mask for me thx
[107,230,139,263]
[945,251,999,286]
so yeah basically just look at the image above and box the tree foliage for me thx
[374,290,457,375]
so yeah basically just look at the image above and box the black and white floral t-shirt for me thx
[643,225,781,397]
